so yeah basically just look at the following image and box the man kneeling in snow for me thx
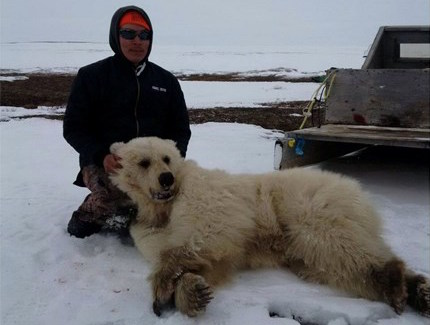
[63,5,190,238]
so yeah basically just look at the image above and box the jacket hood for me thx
[109,6,153,63]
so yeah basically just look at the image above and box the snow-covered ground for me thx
[0,41,367,74]
[1,0,430,324]
[1,115,429,325]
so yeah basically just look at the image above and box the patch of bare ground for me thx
[1,73,74,108]
[176,72,321,83]
[0,72,323,131]
[189,102,324,131]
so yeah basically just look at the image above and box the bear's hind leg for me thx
[174,272,213,317]
[371,259,408,314]
[406,272,430,317]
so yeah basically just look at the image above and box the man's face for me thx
[119,23,150,65]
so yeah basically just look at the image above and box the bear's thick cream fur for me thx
[109,137,429,318]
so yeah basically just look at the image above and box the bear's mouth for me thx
[150,189,174,202]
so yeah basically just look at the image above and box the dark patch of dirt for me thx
[188,102,325,131]
[0,73,325,131]
[176,72,322,83]
[1,73,75,108]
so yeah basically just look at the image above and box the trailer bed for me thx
[275,26,430,169]
[288,124,430,148]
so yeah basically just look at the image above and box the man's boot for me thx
[67,210,103,238]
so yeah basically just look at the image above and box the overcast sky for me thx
[1,0,429,47]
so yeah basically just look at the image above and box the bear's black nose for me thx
[159,172,174,188]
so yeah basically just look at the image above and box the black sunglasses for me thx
[119,29,151,41]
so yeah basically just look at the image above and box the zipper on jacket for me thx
[133,62,146,137]
[134,77,140,137]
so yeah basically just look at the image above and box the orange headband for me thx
[119,11,151,30]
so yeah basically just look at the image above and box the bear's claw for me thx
[175,273,213,317]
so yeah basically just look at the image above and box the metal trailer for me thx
[274,26,430,169]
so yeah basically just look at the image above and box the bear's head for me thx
[109,137,184,204]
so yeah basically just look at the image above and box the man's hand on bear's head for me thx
[103,153,123,174]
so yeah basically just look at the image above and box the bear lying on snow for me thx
[109,137,430,318]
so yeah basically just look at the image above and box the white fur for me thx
[109,137,428,317]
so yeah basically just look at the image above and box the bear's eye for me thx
[139,159,150,169]
[163,156,170,165]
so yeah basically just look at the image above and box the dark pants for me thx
[77,165,132,221]
[68,165,135,238]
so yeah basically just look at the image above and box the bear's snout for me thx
[159,172,174,189]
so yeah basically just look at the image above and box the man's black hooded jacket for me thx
[63,6,191,186]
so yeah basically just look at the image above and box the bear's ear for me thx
[165,139,177,147]
[110,142,125,154]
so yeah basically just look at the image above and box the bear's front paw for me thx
[175,273,213,317]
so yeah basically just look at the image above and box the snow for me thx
[0,42,367,74]
[1,0,430,324]
[182,81,318,108]
[1,117,429,325]
[0,76,28,82]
